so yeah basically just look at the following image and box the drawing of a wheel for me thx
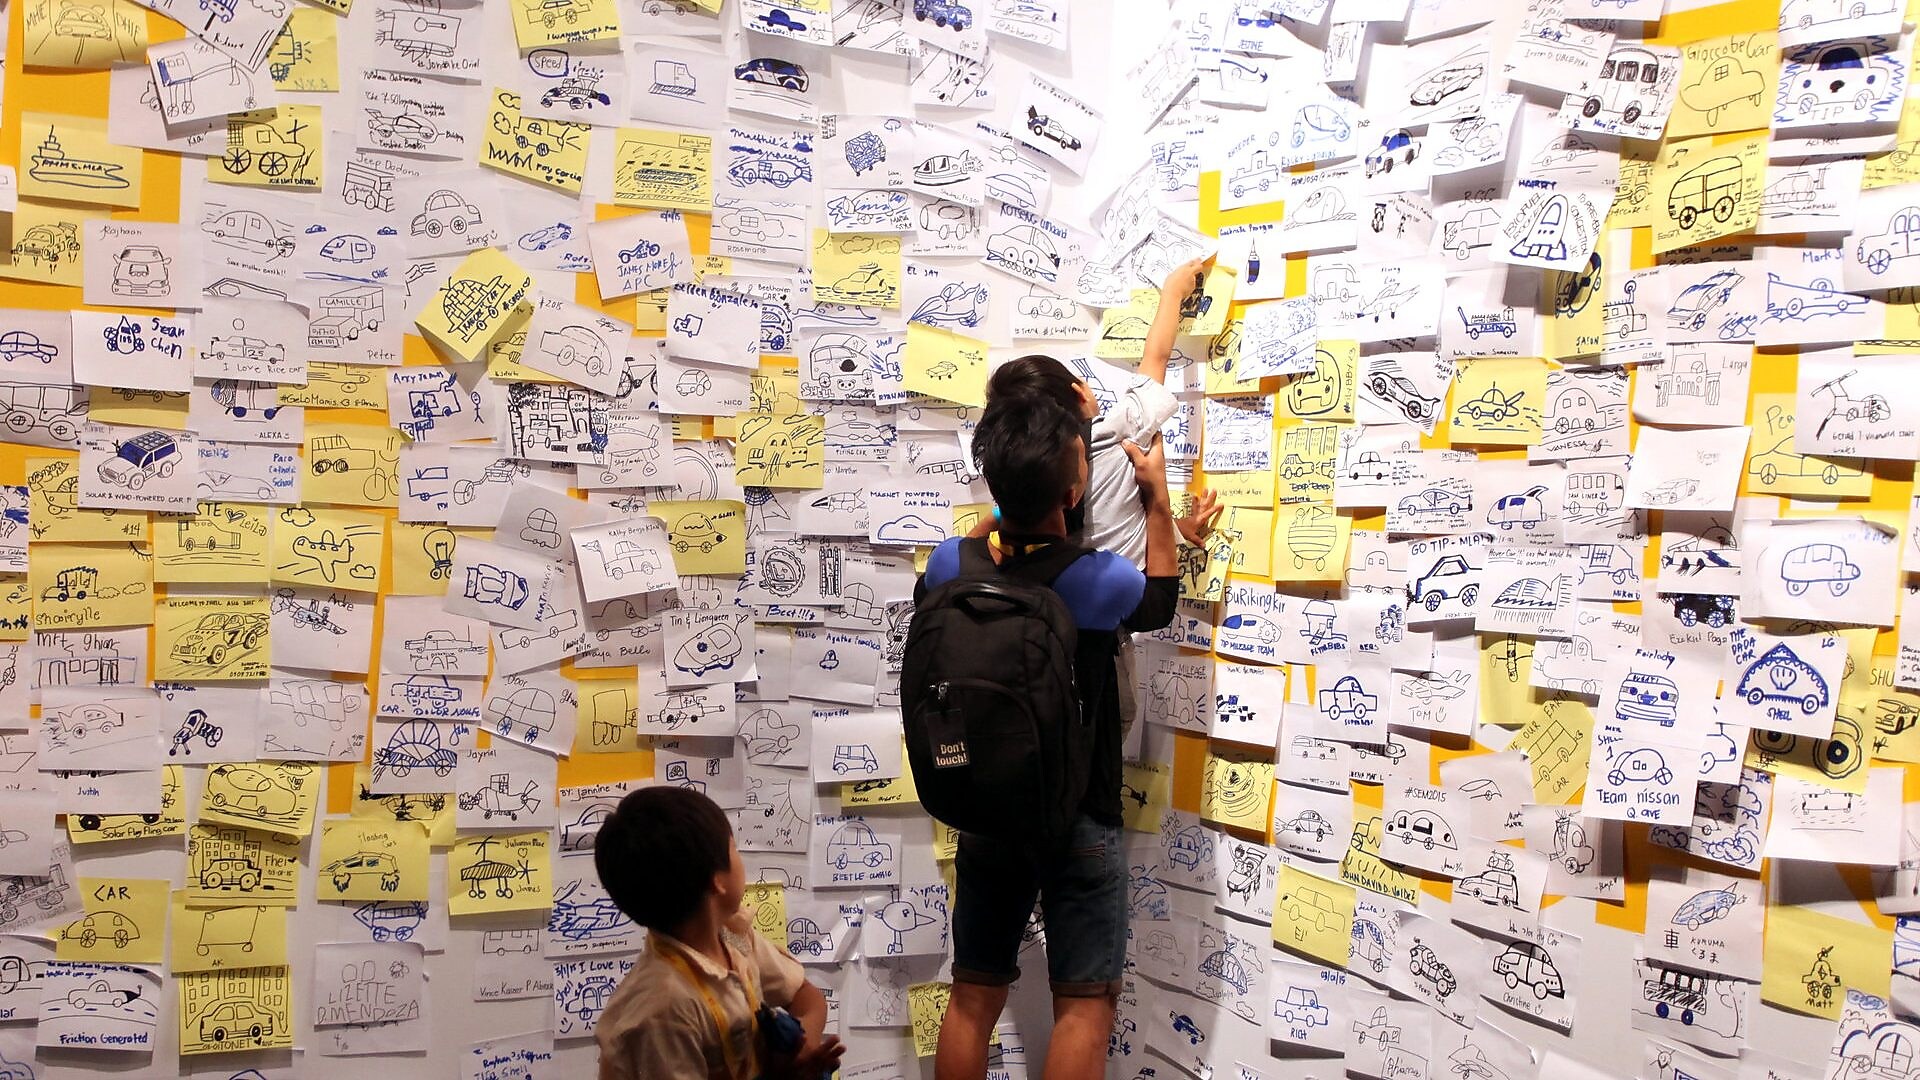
[424,219,443,238]
[258,152,289,177]
[240,871,260,889]
[113,929,128,947]
[1677,205,1697,230]
[223,148,253,174]
[1623,104,1642,125]
[80,928,97,947]
[211,1027,227,1042]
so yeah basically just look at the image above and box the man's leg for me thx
[1042,994,1117,1080]
[935,982,1011,1080]
[1036,814,1130,1080]
[938,833,1038,1080]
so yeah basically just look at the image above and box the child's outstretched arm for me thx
[763,980,843,1080]
[1138,256,1212,385]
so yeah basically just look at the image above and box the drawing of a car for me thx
[986,225,1061,280]
[1671,886,1743,930]
[1398,486,1467,516]
[1614,672,1680,726]
[1364,129,1417,177]
[1386,809,1454,850]
[367,112,437,144]
[56,1,112,37]
[205,335,286,364]
[66,980,138,1009]
[518,223,573,251]
[1275,986,1328,1028]
[1747,436,1862,486]
[1790,42,1894,117]
[410,189,481,238]
[829,264,893,300]
[1877,698,1920,735]
[1281,810,1333,841]
[670,514,726,553]
[464,564,530,610]
[1410,64,1479,106]
[97,431,178,489]
[110,245,170,296]
[1170,1012,1204,1044]
[1353,1006,1400,1044]
[1606,748,1674,786]
[199,856,262,890]
[199,998,274,1043]
[1291,104,1350,147]
[1666,270,1742,330]
[1487,485,1548,530]
[1410,943,1457,997]
[728,156,810,188]
[1366,372,1439,423]
[0,330,56,365]
[324,852,400,893]
[734,58,809,92]
[1456,868,1519,907]
[913,0,973,27]
[1737,643,1829,715]
[1318,675,1378,721]
[62,911,139,948]
[1411,554,1477,611]
[826,821,892,870]
[206,765,299,819]
[1781,543,1860,597]
[1025,107,1081,150]
[1494,942,1564,999]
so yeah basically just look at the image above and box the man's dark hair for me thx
[971,394,1082,530]
[594,786,732,931]
[987,354,1084,417]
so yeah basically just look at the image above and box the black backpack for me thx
[901,538,1092,845]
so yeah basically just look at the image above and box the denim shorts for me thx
[950,813,1128,997]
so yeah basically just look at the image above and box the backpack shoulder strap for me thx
[955,536,998,577]
[1000,541,1094,588]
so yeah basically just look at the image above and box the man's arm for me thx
[1138,256,1212,386]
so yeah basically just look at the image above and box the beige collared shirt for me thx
[596,913,804,1080]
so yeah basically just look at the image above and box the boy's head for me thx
[988,355,1097,421]
[594,786,745,932]
[971,394,1086,533]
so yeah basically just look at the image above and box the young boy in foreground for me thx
[593,786,844,1080]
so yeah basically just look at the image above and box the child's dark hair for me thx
[971,394,1082,529]
[594,786,732,931]
[987,354,1084,417]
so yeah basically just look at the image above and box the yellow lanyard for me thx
[657,938,761,1080]
[988,531,1055,560]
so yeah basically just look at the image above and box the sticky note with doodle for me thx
[1201,750,1273,832]
[1650,135,1766,255]
[304,425,403,508]
[813,231,903,308]
[448,832,552,916]
[508,0,619,48]
[483,88,589,193]
[20,113,141,208]
[2,200,106,287]
[902,324,986,406]
[1760,904,1890,1019]
[908,981,953,1058]
[271,506,387,593]
[23,0,149,68]
[56,878,168,963]
[178,966,293,1055]
[741,881,786,952]
[416,249,535,361]
[209,107,324,191]
[734,413,825,489]
[653,499,748,575]
[170,894,288,973]
[157,502,271,584]
[318,819,430,902]
[1271,863,1354,966]
[156,596,271,682]
[199,764,323,839]
[31,542,153,630]
[612,127,714,210]
[1448,357,1547,446]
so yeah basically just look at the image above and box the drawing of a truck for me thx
[309,285,385,347]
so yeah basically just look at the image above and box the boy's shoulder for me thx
[597,954,706,1039]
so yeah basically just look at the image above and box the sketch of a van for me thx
[1385,809,1455,850]
[1582,46,1661,125]
[1667,156,1742,231]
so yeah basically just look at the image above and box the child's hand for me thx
[1161,256,1211,300]
[1177,489,1222,546]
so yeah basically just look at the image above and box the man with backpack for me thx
[903,394,1178,1080]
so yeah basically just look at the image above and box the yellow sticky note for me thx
[171,896,288,973]
[1650,135,1766,255]
[416,248,535,360]
[209,107,322,191]
[843,769,918,808]
[1865,656,1920,763]
[1204,319,1257,396]
[0,582,26,642]
[201,764,323,838]
[2,200,104,287]
[157,503,271,584]
[31,543,152,630]
[23,0,148,69]
[903,324,986,406]
[1746,710,1871,793]
[1213,469,1278,509]
[1340,814,1422,906]
[813,231,903,308]
[653,499,748,575]
[1668,33,1778,141]
[1201,751,1273,831]
[578,681,641,753]
[28,458,108,540]
[390,523,476,597]
[1095,290,1160,361]
[269,9,341,91]
[1607,151,1657,232]
[1272,864,1354,966]
[483,89,589,193]
[318,819,430,901]
[270,505,386,592]
[1541,253,1606,361]
[87,388,190,429]
[188,823,304,906]
[1121,759,1173,834]
[1746,393,1872,499]
[57,878,168,963]
[612,128,714,211]
[1515,698,1594,804]
[1282,342,1356,422]
[1276,424,1338,504]
[909,981,953,1058]
[20,113,140,208]
[1222,507,1273,579]
[1761,905,1891,1019]
[178,967,293,1055]
[1180,265,1236,338]
[1449,357,1547,446]
[350,763,457,847]
[742,881,786,952]
[156,596,270,681]
[751,369,805,413]
[509,0,619,47]
[735,413,825,489]
[304,425,403,508]
[280,362,385,410]
[71,765,186,843]
[449,832,553,916]
[1272,503,1349,583]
